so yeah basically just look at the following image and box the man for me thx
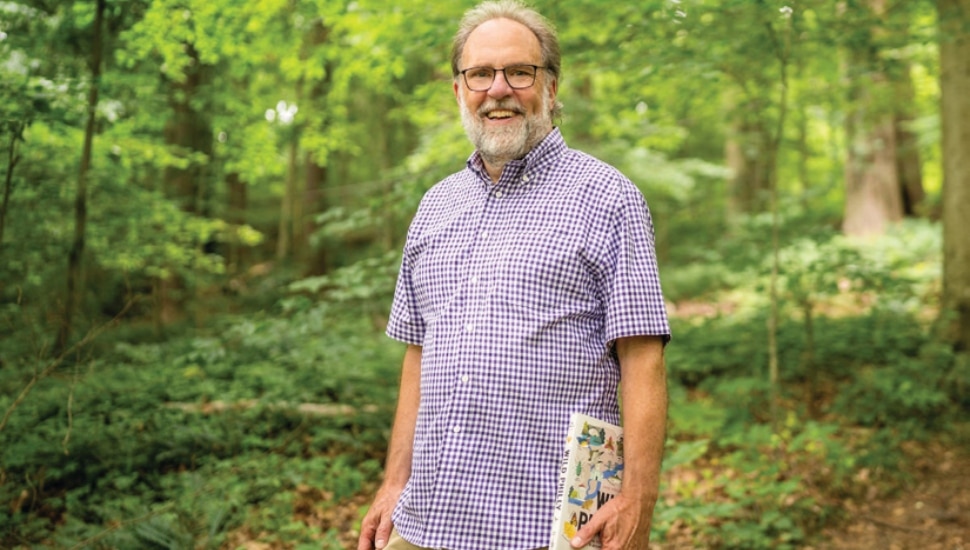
[357,2,670,549]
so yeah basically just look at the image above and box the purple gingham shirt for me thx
[386,129,670,550]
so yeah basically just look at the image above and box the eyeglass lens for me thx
[464,66,537,91]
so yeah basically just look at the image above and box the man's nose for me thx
[487,69,513,97]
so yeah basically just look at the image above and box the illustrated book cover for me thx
[549,412,624,550]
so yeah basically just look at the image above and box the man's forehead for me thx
[462,18,542,65]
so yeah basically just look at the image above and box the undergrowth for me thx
[1,220,964,549]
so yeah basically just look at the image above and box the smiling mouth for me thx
[485,109,518,120]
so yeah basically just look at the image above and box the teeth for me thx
[487,110,516,119]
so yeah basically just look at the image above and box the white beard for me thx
[459,89,552,169]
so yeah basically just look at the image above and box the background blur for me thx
[1,0,968,548]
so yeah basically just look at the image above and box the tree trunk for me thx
[938,0,970,351]
[802,303,820,419]
[163,47,213,214]
[299,19,332,272]
[226,171,247,274]
[725,108,772,216]
[304,156,329,274]
[0,121,24,256]
[158,46,213,327]
[892,69,926,216]
[276,138,298,261]
[841,0,911,237]
[842,108,903,236]
[56,0,105,353]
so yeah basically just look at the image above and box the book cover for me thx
[549,412,624,550]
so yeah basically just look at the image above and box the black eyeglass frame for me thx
[458,65,547,91]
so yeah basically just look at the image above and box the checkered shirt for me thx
[386,128,670,550]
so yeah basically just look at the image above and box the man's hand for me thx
[569,492,655,550]
[356,484,404,550]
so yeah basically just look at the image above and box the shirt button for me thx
[470,276,479,284]
[495,191,503,198]
[453,425,462,434]
[465,324,474,332]
[480,230,489,239]
[461,375,469,383]
[522,175,531,182]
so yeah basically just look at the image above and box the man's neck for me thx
[483,159,507,183]
[479,126,554,184]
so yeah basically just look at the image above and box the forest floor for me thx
[295,435,969,550]
[818,438,969,550]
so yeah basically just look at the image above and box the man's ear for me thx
[453,80,460,101]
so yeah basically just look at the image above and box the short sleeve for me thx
[386,253,426,345]
[596,184,671,346]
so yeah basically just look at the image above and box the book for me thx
[549,412,624,550]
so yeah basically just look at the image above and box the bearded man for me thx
[357,2,671,549]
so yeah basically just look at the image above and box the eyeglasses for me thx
[459,65,545,91]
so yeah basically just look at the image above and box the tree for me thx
[938,0,970,350]
[841,0,928,236]
[57,0,106,352]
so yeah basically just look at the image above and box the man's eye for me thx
[509,68,530,77]
[470,69,492,78]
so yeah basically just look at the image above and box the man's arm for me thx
[571,335,667,550]
[357,344,422,550]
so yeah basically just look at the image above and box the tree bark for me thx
[56,0,105,353]
[893,69,926,216]
[299,19,333,272]
[938,0,970,351]
[303,156,329,274]
[276,137,298,261]
[163,47,213,214]
[843,108,904,236]
[725,104,772,216]
[158,46,213,328]
[0,121,24,256]
[842,43,904,236]
[226,171,247,274]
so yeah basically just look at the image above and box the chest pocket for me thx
[407,228,466,321]
[491,228,596,315]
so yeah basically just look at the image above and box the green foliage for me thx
[650,220,959,547]
[656,409,869,549]
[0,0,960,548]
[833,344,957,438]
[0,303,401,547]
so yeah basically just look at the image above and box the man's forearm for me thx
[616,336,667,502]
[383,344,422,488]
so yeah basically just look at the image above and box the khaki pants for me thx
[384,528,548,550]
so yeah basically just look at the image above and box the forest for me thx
[1,0,969,548]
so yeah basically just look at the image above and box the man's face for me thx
[454,18,558,165]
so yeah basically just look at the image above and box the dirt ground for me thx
[817,440,968,550]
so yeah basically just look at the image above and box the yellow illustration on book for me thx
[564,513,579,539]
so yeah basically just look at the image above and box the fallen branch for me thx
[863,515,930,534]
[163,400,379,416]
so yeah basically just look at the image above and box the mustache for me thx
[477,100,524,117]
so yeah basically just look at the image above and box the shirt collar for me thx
[466,128,567,185]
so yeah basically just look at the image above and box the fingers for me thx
[357,506,395,550]
[571,509,607,548]
[357,513,378,550]
[375,515,393,549]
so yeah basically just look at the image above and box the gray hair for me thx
[451,0,563,119]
